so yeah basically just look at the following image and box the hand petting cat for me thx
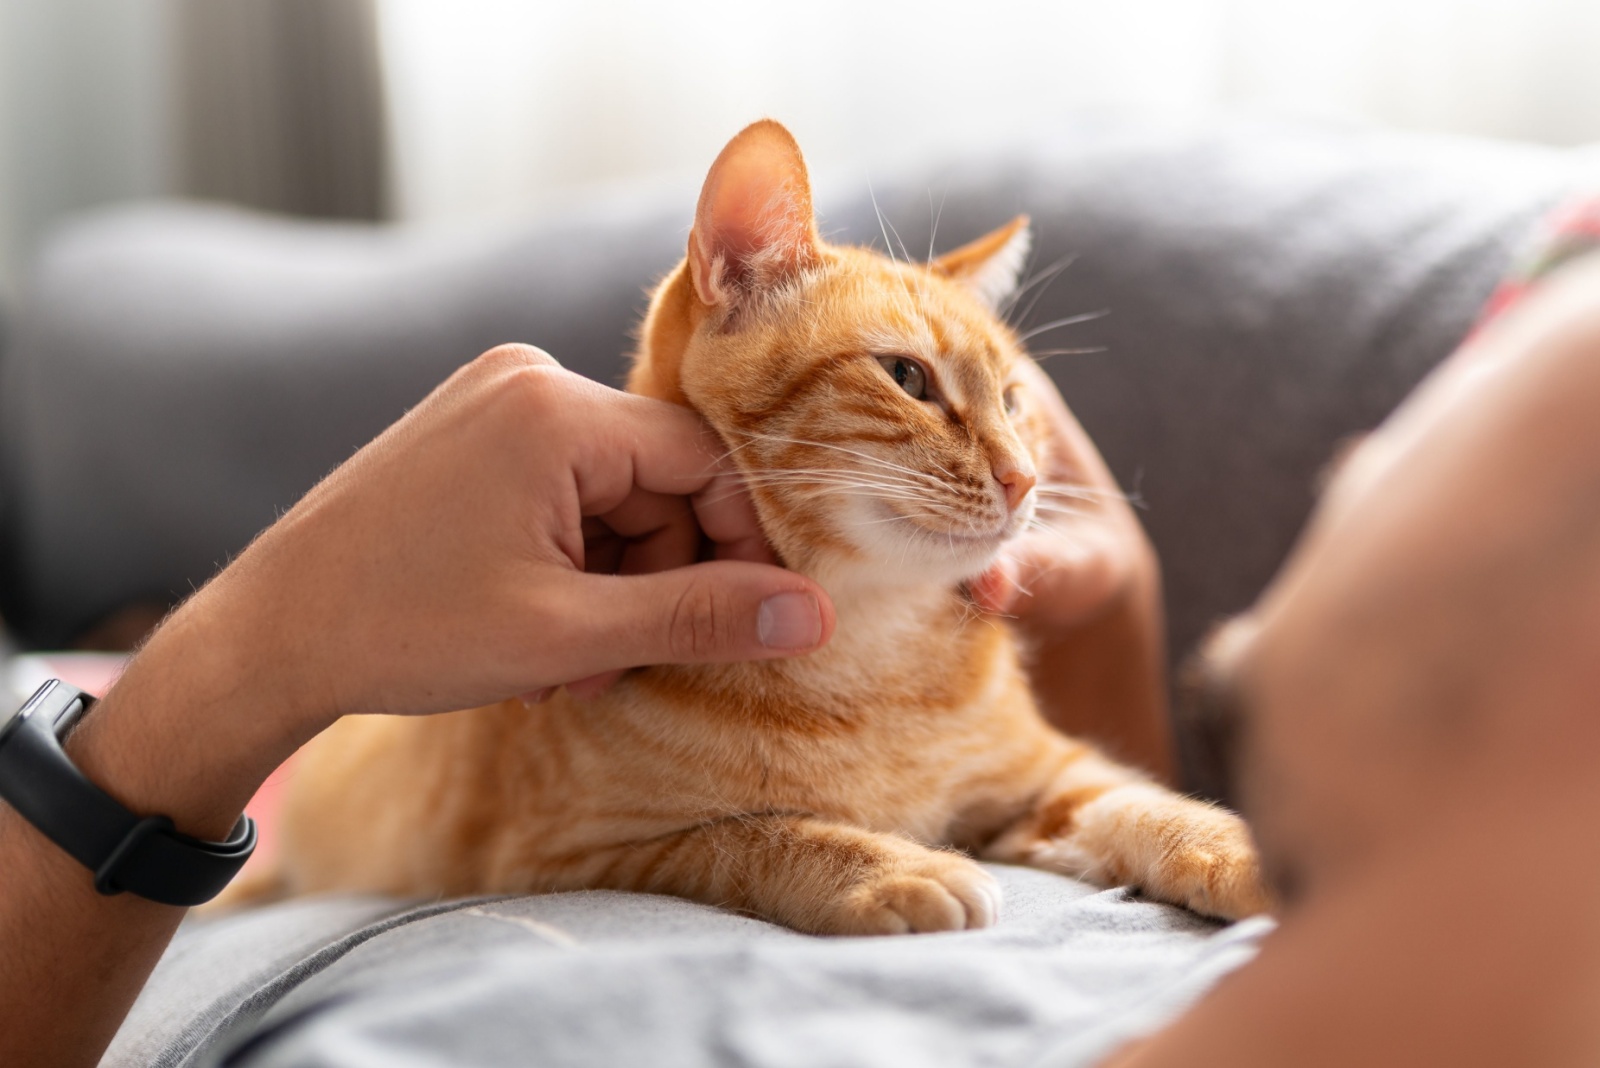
[200,341,839,730]
[970,357,1174,781]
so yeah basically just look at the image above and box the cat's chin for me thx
[778,498,1027,593]
[834,517,1011,590]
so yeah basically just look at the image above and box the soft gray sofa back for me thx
[0,116,1576,695]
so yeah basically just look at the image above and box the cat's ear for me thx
[688,120,820,310]
[930,215,1031,312]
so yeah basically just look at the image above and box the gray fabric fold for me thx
[104,866,1271,1068]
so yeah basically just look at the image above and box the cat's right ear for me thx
[931,215,1031,313]
[689,120,820,310]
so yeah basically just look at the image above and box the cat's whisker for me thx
[865,179,932,316]
[916,451,960,483]
[1022,513,1087,539]
[868,178,898,268]
[884,217,927,310]
[1016,309,1109,343]
[990,548,1037,602]
[740,432,951,489]
[700,479,945,511]
[1028,512,1094,528]
[854,509,948,528]
[733,481,937,502]
[1027,346,1109,362]
[1036,481,1130,503]
[1002,252,1078,324]
[1030,504,1103,518]
[732,476,947,505]
[738,467,944,492]
[739,473,934,495]
[927,187,948,265]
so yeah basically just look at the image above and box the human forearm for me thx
[0,577,314,1068]
[976,358,1177,784]
[1025,549,1174,784]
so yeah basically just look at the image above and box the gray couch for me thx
[0,114,1586,1066]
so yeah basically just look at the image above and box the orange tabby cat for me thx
[261,121,1269,934]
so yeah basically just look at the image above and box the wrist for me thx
[63,575,324,842]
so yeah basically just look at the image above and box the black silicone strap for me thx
[0,680,256,906]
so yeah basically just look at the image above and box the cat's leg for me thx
[558,815,1002,936]
[984,748,1272,920]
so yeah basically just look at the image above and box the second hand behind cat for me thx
[221,121,1271,933]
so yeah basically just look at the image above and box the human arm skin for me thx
[973,359,1175,784]
[0,344,837,1068]
[1107,258,1600,1065]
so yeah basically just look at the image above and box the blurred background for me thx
[4,0,1600,299]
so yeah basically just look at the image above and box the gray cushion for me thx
[0,116,1574,670]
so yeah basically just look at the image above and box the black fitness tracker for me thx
[0,679,256,906]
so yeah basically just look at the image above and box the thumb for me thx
[553,561,835,676]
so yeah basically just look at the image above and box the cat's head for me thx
[632,120,1046,590]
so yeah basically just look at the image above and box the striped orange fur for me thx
[258,121,1270,933]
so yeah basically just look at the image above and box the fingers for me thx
[546,562,834,680]
[549,372,772,559]
[975,528,1132,628]
[595,464,775,568]
[570,385,733,502]
[591,491,704,575]
[692,468,776,562]
[969,556,1020,615]
[589,468,771,573]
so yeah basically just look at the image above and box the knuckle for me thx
[479,343,558,372]
[501,364,572,425]
[471,347,567,414]
[667,579,730,661]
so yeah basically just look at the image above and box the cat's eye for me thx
[876,355,928,400]
[1003,385,1020,415]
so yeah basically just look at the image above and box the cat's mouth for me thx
[879,503,1014,552]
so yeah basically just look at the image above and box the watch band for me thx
[0,679,256,906]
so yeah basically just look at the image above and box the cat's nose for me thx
[994,462,1037,513]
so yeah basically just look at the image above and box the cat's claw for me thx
[830,853,1002,936]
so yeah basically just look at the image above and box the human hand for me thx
[966,359,1173,780]
[177,344,835,735]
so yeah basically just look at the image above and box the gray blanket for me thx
[106,867,1270,1068]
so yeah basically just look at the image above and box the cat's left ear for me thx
[930,215,1031,312]
[689,120,821,311]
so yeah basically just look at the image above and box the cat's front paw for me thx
[1146,807,1272,921]
[1018,786,1274,921]
[1094,791,1272,921]
[825,849,1001,936]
